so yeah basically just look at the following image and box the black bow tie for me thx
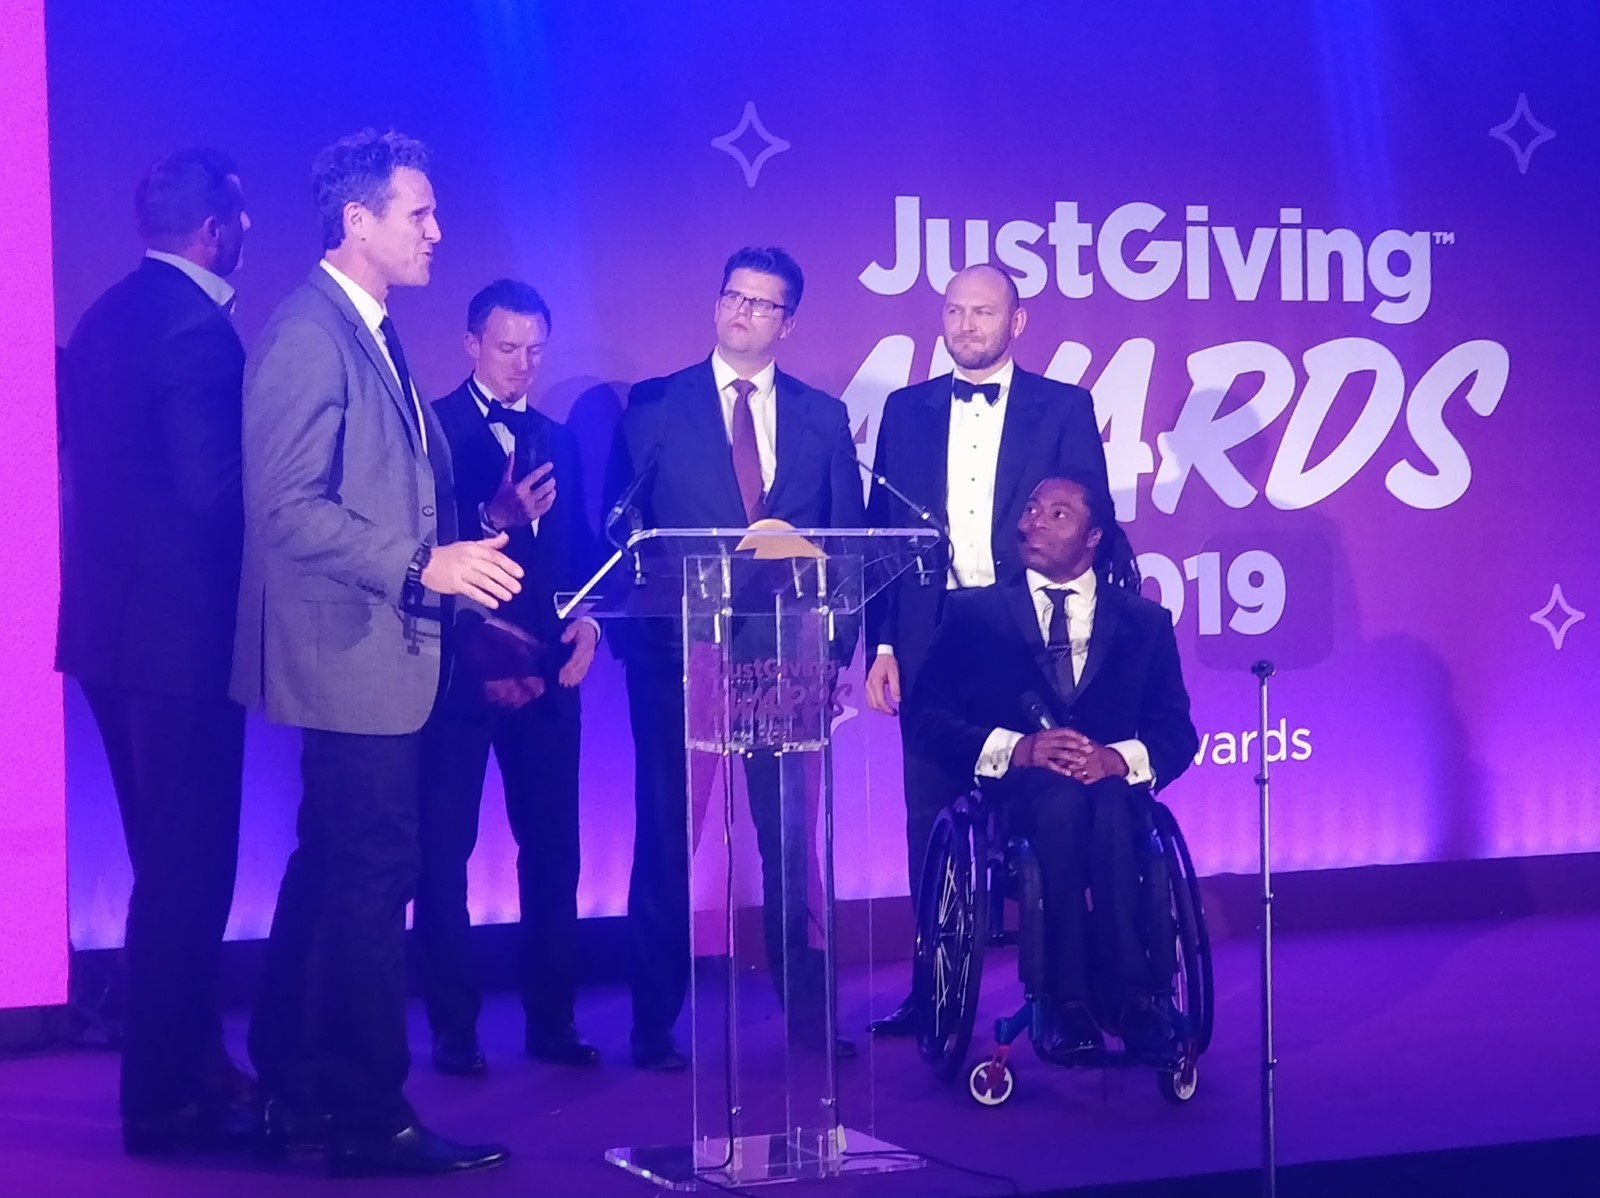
[953,378,1001,405]
[484,399,529,433]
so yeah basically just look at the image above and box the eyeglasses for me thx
[718,289,788,319]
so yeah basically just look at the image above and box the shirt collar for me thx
[952,357,1015,397]
[319,258,386,334]
[1026,565,1098,601]
[145,250,235,312]
[711,350,777,398]
[469,374,527,413]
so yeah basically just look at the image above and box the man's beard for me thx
[950,337,1008,371]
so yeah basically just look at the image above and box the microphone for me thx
[1021,690,1057,730]
[604,443,662,552]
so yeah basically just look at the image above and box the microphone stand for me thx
[855,459,948,587]
[605,445,662,587]
[1252,659,1278,1198]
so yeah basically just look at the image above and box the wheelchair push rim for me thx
[912,806,988,1080]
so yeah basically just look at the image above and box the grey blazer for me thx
[231,266,454,735]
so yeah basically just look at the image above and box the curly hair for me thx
[311,129,431,251]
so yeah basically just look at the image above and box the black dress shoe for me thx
[123,1101,260,1157]
[327,1122,508,1178]
[1044,1002,1105,1061]
[867,994,918,1038]
[630,1031,689,1072]
[1119,997,1179,1066]
[255,1097,331,1158]
[527,1024,601,1067]
[432,1030,487,1077]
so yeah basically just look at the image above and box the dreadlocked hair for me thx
[1063,471,1142,595]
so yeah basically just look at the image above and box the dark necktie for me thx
[1043,586,1074,691]
[729,378,765,523]
[953,378,1001,405]
[377,316,418,435]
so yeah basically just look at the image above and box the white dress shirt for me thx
[710,350,778,492]
[973,567,1155,786]
[319,259,428,453]
[469,375,540,535]
[945,357,1015,590]
[146,249,235,312]
[875,358,1015,658]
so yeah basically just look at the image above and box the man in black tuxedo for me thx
[56,148,256,1155]
[606,247,865,1069]
[907,476,1199,1057]
[415,279,602,1077]
[864,264,1112,1035]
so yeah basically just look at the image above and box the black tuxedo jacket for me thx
[865,368,1110,688]
[906,579,1198,794]
[433,379,601,649]
[57,257,245,697]
[604,356,866,663]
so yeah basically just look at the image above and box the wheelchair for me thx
[910,781,1213,1107]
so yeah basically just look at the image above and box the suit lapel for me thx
[443,385,508,487]
[687,357,749,523]
[1072,582,1124,705]
[1002,580,1060,704]
[308,267,422,458]
[920,376,953,522]
[764,371,806,516]
[992,368,1044,541]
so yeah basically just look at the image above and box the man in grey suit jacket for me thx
[232,130,518,1179]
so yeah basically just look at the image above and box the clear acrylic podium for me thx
[558,527,939,1190]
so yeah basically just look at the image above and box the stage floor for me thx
[2,912,1597,1196]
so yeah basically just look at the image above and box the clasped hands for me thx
[1011,727,1128,784]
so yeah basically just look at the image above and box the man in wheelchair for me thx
[907,474,1199,1064]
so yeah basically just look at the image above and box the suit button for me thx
[422,505,435,518]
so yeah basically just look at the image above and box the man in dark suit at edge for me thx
[863,264,1112,1035]
[57,147,257,1157]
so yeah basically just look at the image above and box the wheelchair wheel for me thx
[1157,1059,1199,1104]
[1152,803,1214,1055]
[913,806,988,1080]
[969,1059,1015,1107]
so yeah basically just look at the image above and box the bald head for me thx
[942,264,1027,375]
[949,264,1020,313]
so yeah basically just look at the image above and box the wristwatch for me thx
[405,542,433,596]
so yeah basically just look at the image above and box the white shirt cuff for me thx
[976,728,1025,781]
[875,645,895,658]
[1107,738,1155,787]
[577,616,601,641]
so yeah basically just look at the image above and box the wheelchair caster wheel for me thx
[969,1060,1014,1106]
[1157,1059,1198,1104]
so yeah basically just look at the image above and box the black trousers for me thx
[248,728,422,1136]
[81,683,244,1121]
[414,684,581,1042]
[625,654,826,1041]
[997,769,1153,1020]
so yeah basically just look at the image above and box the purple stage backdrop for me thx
[45,1,1599,948]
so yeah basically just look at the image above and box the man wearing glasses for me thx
[605,247,864,1070]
